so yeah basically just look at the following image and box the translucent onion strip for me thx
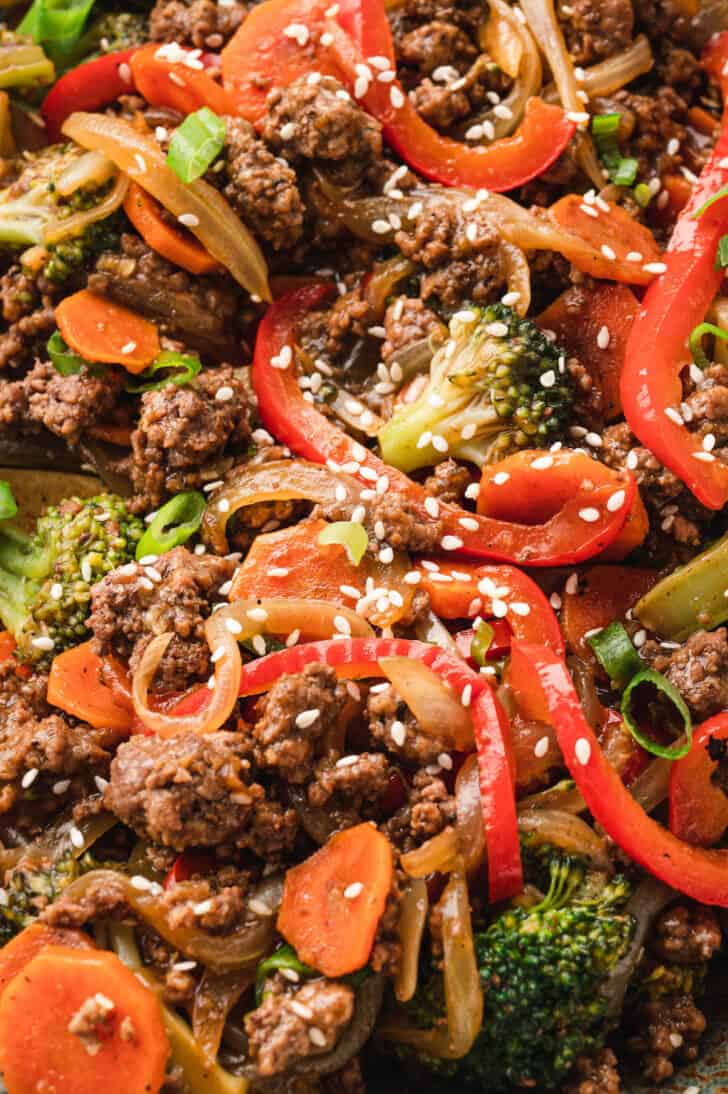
[378,655,473,749]
[44,169,128,245]
[395,877,428,1003]
[582,35,653,97]
[500,240,531,316]
[518,808,612,871]
[62,111,270,301]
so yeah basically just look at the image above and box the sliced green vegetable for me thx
[621,668,692,760]
[694,183,728,219]
[0,38,54,89]
[18,0,96,60]
[255,944,315,1004]
[0,481,17,522]
[470,619,494,668]
[634,531,728,640]
[717,234,728,269]
[633,182,653,208]
[46,330,106,377]
[318,521,368,565]
[136,491,205,560]
[591,113,638,189]
[125,350,202,393]
[688,321,728,369]
[588,621,642,688]
[166,107,226,184]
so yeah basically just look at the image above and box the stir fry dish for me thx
[5,0,728,1091]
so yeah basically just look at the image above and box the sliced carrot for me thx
[0,631,15,664]
[131,43,231,116]
[538,282,639,421]
[0,924,92,1001]
[661,173,693,217]
[55,290,160,373]
[478,449,649,561]
[48,640,133,734]
[0,946,168,1094]
[123,183,221,276]
[549,194,663,284]
[277,823,393,977]
[688,105,719,135]
[86,423,133,446]
[561,564,658,659]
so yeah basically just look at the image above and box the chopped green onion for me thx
[125,350,202,394]
[166,107,226,184]
[688,321,728,369]
[694,183,728,219]
[46,331,106,376]
[135,491,206,560]
[611,157,639,188]
[633,182,653,208]
[621,668,692,760]
[591,113,638,189]
[717,234,728,269]
[470,620,494,668]
[588,622,642,688]
[591,113,621,138]
[18,0,96,60]
[0,481,17,522]
[318,521,368,565]
[255,945,315,1004]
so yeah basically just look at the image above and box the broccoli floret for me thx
[0,493,143,662]
[42,209,121,284]
[0,854,79,944]
[77,11,148,55]
[378,303,576,472]
[403,851,634,1091]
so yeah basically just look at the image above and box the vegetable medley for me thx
[3,0,728,1090]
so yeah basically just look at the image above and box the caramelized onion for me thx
[500,241,531,316]
[401,826,459,877]
[518,808,612,871]
[395,877,428,1003]
[465,0,542,140]
[192,969,254,1065]
[0,810,117,873]
[582,35,653,97]
[378,656,473,749]
[455,754,485,872]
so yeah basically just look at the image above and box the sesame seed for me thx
[391,720,406,747]
[461,684,472,707]
[309,1027,327,1047]
[633,629,647,647]
[441,535,463,550]
[607,489,626,511]
[178,212,199,228]
[50,582,63,600]
[644,262,667,274]
[534,736,550,758]
[626,251,643,262]
[510,602,531,616]
[21,768,38,789]
[390,85,405,109]
[491,598,508,618]
[218,498,231,514]
[540,370,556,388]
[550,592,562,610]
[295,708,320,729]
[424,496,439,518]
[215,385,234,402]
[119,62,132,84]
[567,110,590,124]
[225,617,243,636]
[565,572,579,595]
[703,432,716,451]
[580,203,599,218]
[334,615,351,635]
[693,450,716,461]
[344,882,364,899]
[501,291,521,307]
[379,546,394,563]
[69,826,84,849]
[247,606,269,622]
[432,434,449,453]
[485,321,509,337]
[193,899,214,916]
[493,471,510,485]
[134,152,147,173]
[585,432,602,447]
[337,754,361,767]
[31,635,55,652]
[575,738,591,765]
[531,455,553,470]
[248,898,273,917]
[94,775,109,793]
[578,507,600,523]
[600,244,616,261]
[403,571,421,585]
[665,407,683,426]
[210,645,226,663]
[596,325,610,350]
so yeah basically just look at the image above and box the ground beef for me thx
[645,629,728,721]
[106,731,297,856]
[650,904,722,966]
[307,752,391,816]
[558,0,633,66]
[22,360,124,445]
[395,203,507,307]
[633,0,693,43]
[384,767,455,851]
[365,492,444,553]
[682,362,728,455]
[381,296,445,362]
[89,235,239,359]
[129,366,252,509]
[1,265,40,324]
[367,685,449,766]
[245,977,354,1078]
[149,0,246,48]
[564,1048,622,1094]
[398,19,476,75]
[89,547,235,691]
[628,994,707,1082]
[0,305,56,374]
[0,664,50,719]
[252,663,347,783]
[162,877,246,933]
[222,118,305,252]
[424,458,471,504]
[611,87,693,178]
[324,284,374,358]
[262,76,382,184]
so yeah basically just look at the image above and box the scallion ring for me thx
[688,322,728,370]
[166,107,226,184]
[470,620,495,668]
[621,668,692,760]
[588,621,642,688]
[255,945,316,1004]
[125,350,202,394]
[135,490,206,560]
[47,330,105,377]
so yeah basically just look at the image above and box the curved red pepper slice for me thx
[416,560,565,655]
[251,284,637,566]
[621,31,728,511]
[669,713,728,847]
[510,640,728,906]
[41,47,138,141]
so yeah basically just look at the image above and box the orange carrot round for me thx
[0,946,168,1094]
[48,640,133,734]
[277,823,393,978]
[123,183,221,276]
[55,290,160,373]
[0,924,93,1001]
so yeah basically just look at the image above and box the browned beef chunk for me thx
[129,366,252,509]
[149,0,246,48]
[222,118,305,252]
[627,994,707,1082]
[381,296,445,362]
[1,265,40,324]
[557,0,633,66]
[244,977,354,1077]
[88,547,235,690]
[23,361,125,445]
[161,876,247,933]
[611,87,693,178]
[89,235,240,358]
[0,305,55,374]
[645,629,728,721]
[307,752,391,817]
[682,362,728,453]
[106,731,297,855]
[398,19,476,75]
[424,458,472,504]
[367,685,449,766]
[366,492,444,553]
[564,1048,622,1094]
[384,767,455,851]
[252,663,347,783]
[0,663,50,719]
[650,904,722,966]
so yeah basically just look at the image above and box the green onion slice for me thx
[136,490,206,560]
[166,107,226,184]
[694,183,728,219]
[591,113,638,189]
[318,521,368,565]
[588,621,642,688]
[470,619,494,668]
[717,234,728,269]
[125,350,202,394]
[47,331,106,376]
[633,182,653,208]
[18,0,96,57]
[255,945,315,1004]
[0,481,17,522]
[688,322,728,370]
[621,668,693,760]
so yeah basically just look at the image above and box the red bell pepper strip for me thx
[416,561,565,655]
[669,712,728,847]
[164,850,215,889]
[252,284,637,566]
[509,640,728,906]
[41,48,138,141]
[620,31,728,511]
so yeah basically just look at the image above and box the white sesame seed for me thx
[390,85,405,109]
[178,212,200,228]
[215,385,234,403]
[565,572,579,595]
[119,62,132,84]
[491,598,508,618]
[633,629,647,647]
[510,602,531,616]
[693,450,716,461]
[295,708,320,729]
[567,110,590,124]
[50,582,63,600]
[534,736,550,758]
[424,496,439,518]
[540,370,556,388]
[596,325,611,350]
[461,684,472,707]
[585,432,602,448]
[600,244,616,261]
[501,291,521,307]
[441,535,463,550]
[308,1027,327,1047]
[94,775,109,793]
[391,720,406,747]
[134,153,147,173]
[607,490,626,511]
[403,571,421,585]
[703,432,716,451]
[218,498,231,514]
[493,471,510,485]
[432,434,449,453]
[575,738,591,765]
[21,768,38,789]
[578,507,600,523]
[247,607,269,623]
[580,203,599,218]
[644,262,667,274]
[69,826,84,849]
[31,635,55,652]
[531,455,553,470]
[225,617,243,636]
[344,882,364,899]
[379,546,394,564]
[193,900,214,916]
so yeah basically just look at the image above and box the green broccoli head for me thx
[378,303,576,472]
[402,851,634,1091]
[0,853,79,944]
[42,210,121,285]
[0,493,143,662]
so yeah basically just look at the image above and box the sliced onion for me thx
[202,460,361,554]
[378,656,473,749]
[0,810,117,873]
[395,877,428,1003]
[518,808,612,871]
[629,750,679,814]
[455,754,485,872]
[192,969,254,1065]
[520,0,604,188]
[328,384,385,437]
[500,241,531,316]
[55,150,116,197]
[517,779,586,813]
[481,0,523,76]
[413,610,460,654]
[364,255,416,318]
[44,169,129,245]
[400,826,459,877]
[582,35,653,97]
[62,111,270,301]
